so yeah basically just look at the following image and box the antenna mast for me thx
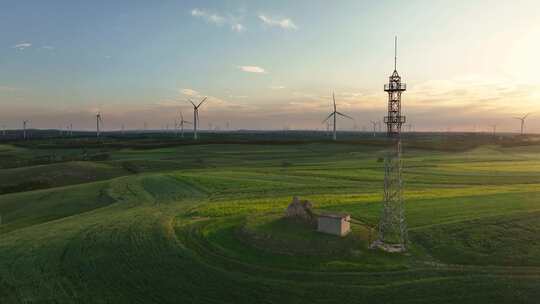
[373,36,408,252]
[394,36,397,71]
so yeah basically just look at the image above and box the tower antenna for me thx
[394,36,398,71]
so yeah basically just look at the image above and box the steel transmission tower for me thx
[374,37,408,252]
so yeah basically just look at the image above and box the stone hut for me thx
[317,213,351,236]
[285,196,314,221]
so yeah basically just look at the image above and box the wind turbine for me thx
[513,113,531,136]
[188,97,207,140]
[177,111,192,137]
[491,124,497,137]
[96,112,103,138]
[370,120,378,137]
[322,92,353,140]
[23,120,29,140]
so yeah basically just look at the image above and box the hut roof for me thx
[318,212,350,219]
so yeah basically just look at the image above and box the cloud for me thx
[258,15,297,30]
[13,42,31,50]
[191,8,245,32]
[191,8,225,24]
[270,85,286,90]
[0,86,20,92]
[238,65,266,74]
[231,23,245,32]
[405,77,536,114]
[166,88,253,112]
[181,88,199,96]
[41,45,54,50]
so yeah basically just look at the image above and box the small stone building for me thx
[317,213,351,236]
[285,196,314,221]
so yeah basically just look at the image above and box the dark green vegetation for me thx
[1,133,540,303]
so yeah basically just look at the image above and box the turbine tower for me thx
[513,113,531,136]
[188,97,207,140]
[374,36,408,252]
[322,92,353,140]
[325,120,331,136]
[96,112,103,138]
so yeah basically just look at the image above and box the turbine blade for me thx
[336,112,354,120]
[322,112,334,124]
[197,97,208,108]
[188,99,196,107]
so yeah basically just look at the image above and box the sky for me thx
[1,0,540,132]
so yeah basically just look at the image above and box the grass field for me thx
[1,134,540,303]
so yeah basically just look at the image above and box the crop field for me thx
[0,135,540,303]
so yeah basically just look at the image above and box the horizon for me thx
[2,0,539,133]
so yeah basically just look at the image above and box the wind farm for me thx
[1,1,540,304]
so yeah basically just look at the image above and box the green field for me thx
[1,136,540,303]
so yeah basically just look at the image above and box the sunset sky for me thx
[1,0,540,132]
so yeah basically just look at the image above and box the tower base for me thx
[370,239,407,253]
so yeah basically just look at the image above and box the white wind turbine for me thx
[370,120,378,137]
[96,112,103,138]
[23,120,29,140]
[513,113,531,136]
[188,97,207,140]
[322,92,353,141]
[176,111,192,138]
